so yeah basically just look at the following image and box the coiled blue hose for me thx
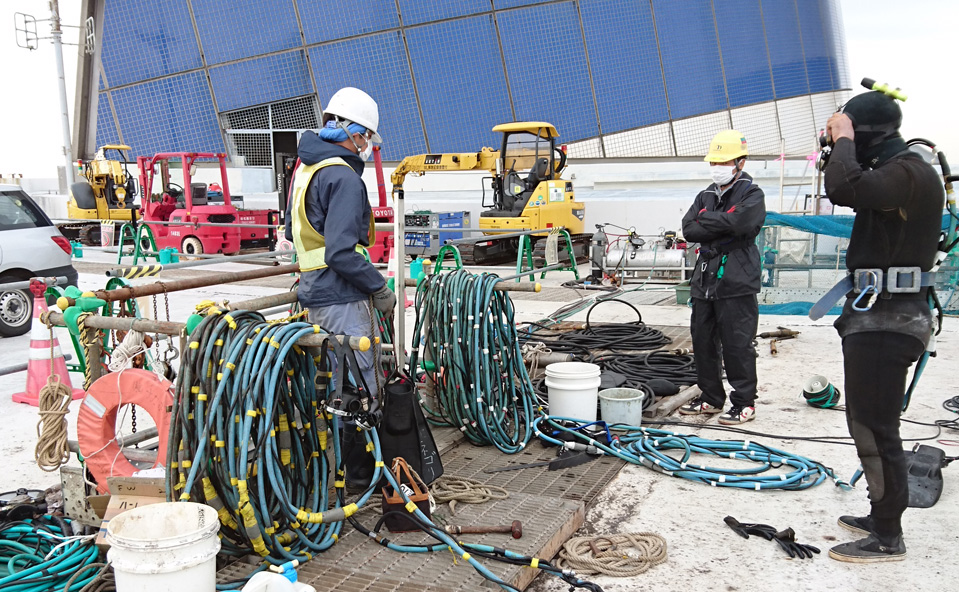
[0,516,99,592]
[534,416,850,491]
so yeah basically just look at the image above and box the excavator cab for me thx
[487,122,568,216]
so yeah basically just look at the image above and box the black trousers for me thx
[690,295,758,408]
[842,331,924,539]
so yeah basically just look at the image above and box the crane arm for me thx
[390,147,499,199]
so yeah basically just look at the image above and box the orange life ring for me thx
[77,369,174,494]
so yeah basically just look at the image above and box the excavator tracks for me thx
[454,233,591,267]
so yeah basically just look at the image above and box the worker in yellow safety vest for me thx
[285,87,396,490]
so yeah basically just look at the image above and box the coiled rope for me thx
[534,416,850,491]
[556,533,667,577]
[408,270,536,453]
[429,475,509,515]
[35,322,73,472]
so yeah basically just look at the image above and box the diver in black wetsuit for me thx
[822,90,944,563]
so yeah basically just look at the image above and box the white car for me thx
[0,184,78,337]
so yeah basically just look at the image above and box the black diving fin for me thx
[906,444,945,508]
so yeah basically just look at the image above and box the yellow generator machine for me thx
[391,122,586,265]
[62,144,140,245]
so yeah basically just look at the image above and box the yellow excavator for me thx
[62,144,140,245]
[390,122,587,265]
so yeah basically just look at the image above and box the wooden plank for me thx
[509,501,585,591]
[648,384,701,418]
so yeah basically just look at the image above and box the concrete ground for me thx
[1,251,956,591]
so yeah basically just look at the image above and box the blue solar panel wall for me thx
[94,0,848,161]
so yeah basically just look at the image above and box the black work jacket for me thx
[682,172,766,300]
[824,138,944,343]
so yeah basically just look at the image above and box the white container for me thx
[107,502,220,592]
[243,572,316,592]
[599,388,645,427]
[544,362,602,421]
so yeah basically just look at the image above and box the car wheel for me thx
[181,236,203,259]
[0,289,33,337]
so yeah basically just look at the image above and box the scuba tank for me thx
[590,225,608,280]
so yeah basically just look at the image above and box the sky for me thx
[0,0,957,179]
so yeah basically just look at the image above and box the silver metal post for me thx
[50,0,74,187]
[394,194,406,371]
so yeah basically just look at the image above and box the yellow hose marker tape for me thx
[332,533,338,542]
[230,477,238,486]
[264,526,275,535]
[239,502,267,556]
[216,373,223,381]
[375,461,385,468]
[365,442,374,453]
[215,339,224,346]
[334,480,345,488]
[269,429,276,437]
[290,521,300,529]
[318,431,327,450]
[190,341,200,349]
[204,477,238,529]
[181,460,192,468]
[313,355,323,363]
[279,414,289,431]
[237,480,249,506]
[287,369,295,376]
[179,492,191,501]
[313,324,321,334]
[277,532,294,545]
[344,504,358,518]
[235,414,240,423]
[191,386,200,394]
[462,552,471,561]
[246,338,254,345]
[226,362,236,371]
[293,345,303,355]
[187,413,194,420]
[262,336,270,344]
[224,314,237,329]
[405,501,417,513]
[197,394,208,401]
[215,440,225,448]
[271,339,281,349]
[246,410,258,417]
[531,558,539,569]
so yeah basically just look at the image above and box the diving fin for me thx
[906,444,945,508]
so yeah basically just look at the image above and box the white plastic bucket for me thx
[544,362,602,421]
[107,502,220,592]
[599,388,645,427]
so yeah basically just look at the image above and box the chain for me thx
[130,405,137,436]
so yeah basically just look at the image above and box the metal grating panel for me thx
[440,439,625,508]
[271,96,320,130]
[225,132,272,166]
[223,105,269,130]
[218,492,583,592]
[601,123,674,158]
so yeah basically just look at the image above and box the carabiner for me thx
[852,284,878,312]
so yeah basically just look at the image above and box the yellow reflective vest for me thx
[289,157,375,272]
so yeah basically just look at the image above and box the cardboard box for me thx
[94,476,168,549]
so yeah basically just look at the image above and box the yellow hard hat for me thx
[704,130,748,162]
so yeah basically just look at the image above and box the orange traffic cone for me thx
[12,281,85,406]
[386,247,413,309]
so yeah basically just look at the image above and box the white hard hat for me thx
[323,87,381,143]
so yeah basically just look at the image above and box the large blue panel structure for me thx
[298,0,399,43]
[92,0,849,162]
[497,2,598,141]
[405,16,513,153]
[651,0,727,119]
[580,0,668,132]
[396,0,490,26]
[309,33,426,159]
[110,72,224,156]
[763,1,810,98]
[99,0,201,87]
[796,0,835,92]
[210,52,313,113]
[192,0,301,65]
[715,0,775,108]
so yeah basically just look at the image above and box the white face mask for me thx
[359,140,374,162]
[710,163,738,187]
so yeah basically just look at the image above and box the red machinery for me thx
[138,153,276,256]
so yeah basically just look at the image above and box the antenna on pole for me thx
[11,2,96,188]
